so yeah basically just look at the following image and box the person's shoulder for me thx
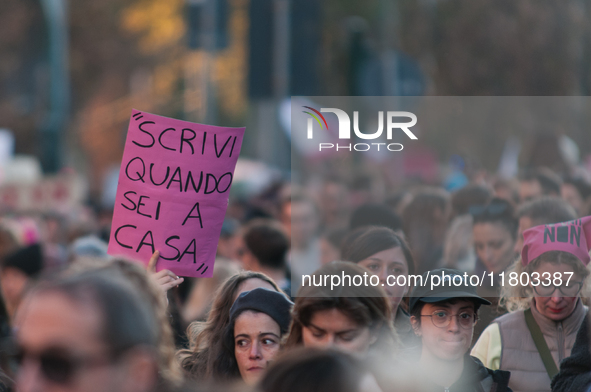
[551,314,591,392]
[471,321,501,363]
[493,309,525,327]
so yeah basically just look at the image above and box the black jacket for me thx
[551,314,591,392]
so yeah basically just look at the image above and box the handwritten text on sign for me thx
[107,110,245,277]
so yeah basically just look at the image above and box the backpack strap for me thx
[524,308,559,379]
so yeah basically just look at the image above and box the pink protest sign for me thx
[107,110,245,277]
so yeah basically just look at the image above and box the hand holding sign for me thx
[108,110,245,277]
[148,250,184,293]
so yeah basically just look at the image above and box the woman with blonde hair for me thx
[472,217,591,392]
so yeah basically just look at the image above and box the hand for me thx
[148,250,184,292]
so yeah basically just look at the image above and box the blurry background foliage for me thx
[1,0,590,199]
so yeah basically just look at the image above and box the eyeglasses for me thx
[421,310,478,329]
[11,346,115,385]
[532,282,583,297]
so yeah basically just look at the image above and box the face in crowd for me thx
[513,215,534,255]
[301,308,377,355]
[319,237,340,265]
[530,260,583,321]
[288,262,393,358]
[233,310,282,385]
[281,199,319,250]
[411,299,477,362]
[356,247,409,312]
[473,221,516,274]
[560,183,586,217]
[341,227,413,314]
[14,286,157,392]
[519,180,543,203]
[229,288,292,386]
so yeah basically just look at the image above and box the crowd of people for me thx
[0,166,590,392]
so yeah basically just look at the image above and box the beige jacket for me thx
[471,299,587,392]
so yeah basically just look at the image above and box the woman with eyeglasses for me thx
[470,197,518,340]
[408,267,512,392]
[472,217,591,392]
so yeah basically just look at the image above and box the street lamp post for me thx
[39,0,70,174]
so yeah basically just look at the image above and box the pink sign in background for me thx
[107,110,245,277]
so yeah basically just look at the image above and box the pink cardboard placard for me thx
[107,110,245,277]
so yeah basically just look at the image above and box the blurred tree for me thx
[321,0,588,96]
[0,0,47,156]
[398,0,585,95]
[2,0,591,196]
[0,0,247,199]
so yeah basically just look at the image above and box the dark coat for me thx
[551,315,591,392]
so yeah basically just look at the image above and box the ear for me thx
[410,315,422,337]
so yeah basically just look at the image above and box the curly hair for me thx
[500,251,591,312]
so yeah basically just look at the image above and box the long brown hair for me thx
[341,226,415,276]
[178,271,280,381]
[285,262,398,356]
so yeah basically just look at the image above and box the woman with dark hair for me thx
[471,198,518,277]
[178,271,280,381]
[341,226,416,346]
[221,288,293,385]
[402,188,451,274]
[470,197,518,339]
[259,347,382,392]
[285,262,397,358]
